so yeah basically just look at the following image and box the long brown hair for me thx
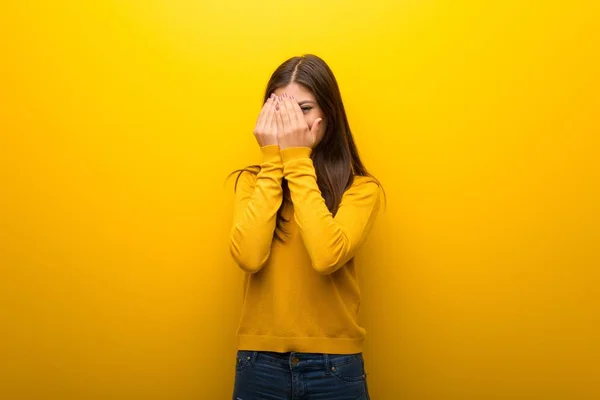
[230,54,383,241]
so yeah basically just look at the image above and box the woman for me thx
[229,54,382,400]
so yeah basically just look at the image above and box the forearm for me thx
[281,147,380,274]
[230,145,283,273]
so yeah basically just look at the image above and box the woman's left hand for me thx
[275,93,323,150]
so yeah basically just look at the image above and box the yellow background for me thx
[1,1,598,399]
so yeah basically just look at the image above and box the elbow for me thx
[237,260,266,274]
[309,240,350,275]
[231,253,267,274]
[230,242,268,274]
[311,256,342,275]
[308,232,353,275]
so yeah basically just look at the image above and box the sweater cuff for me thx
[280,147,312,163]
[260,145,281,162]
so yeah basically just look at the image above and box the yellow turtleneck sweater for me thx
[230,145,382,354]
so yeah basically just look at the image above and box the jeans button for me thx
[291,357,299,366]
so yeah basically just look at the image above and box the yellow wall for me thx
[1,1,598,399]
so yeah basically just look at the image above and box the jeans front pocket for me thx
[235,350,255,372]
[329,354,367,383]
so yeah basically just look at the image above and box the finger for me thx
[269,98,280,133]
[279,95,292,132]
[290,96,306,128]
[256,97,270,125]
[274,100,284,134]
[282,94,298,129]
[310,118,323,140]
[264,95,277,133]
[257,95,275,131]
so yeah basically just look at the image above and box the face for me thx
[273,83,327,147]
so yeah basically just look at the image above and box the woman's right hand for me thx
[253,93,279,147]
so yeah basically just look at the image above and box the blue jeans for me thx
[233,350,371,400]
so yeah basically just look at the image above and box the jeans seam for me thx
[328,354,362,367]
[256,354,287,367]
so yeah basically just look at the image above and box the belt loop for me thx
[324,353,331,375]
[251,351,258,365]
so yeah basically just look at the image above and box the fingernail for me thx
[283,93,287,98]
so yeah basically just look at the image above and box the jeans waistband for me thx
[247,350,362,371]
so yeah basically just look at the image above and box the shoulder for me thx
[232,167,260,193]
[349,175,382,193]
[341,175,382,204]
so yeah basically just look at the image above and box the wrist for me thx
[258,138,278,147]
[280,147,312,163]
[260,144,281,157]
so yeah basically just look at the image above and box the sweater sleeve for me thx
[280,147,381,275]
[230,145,283,273]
